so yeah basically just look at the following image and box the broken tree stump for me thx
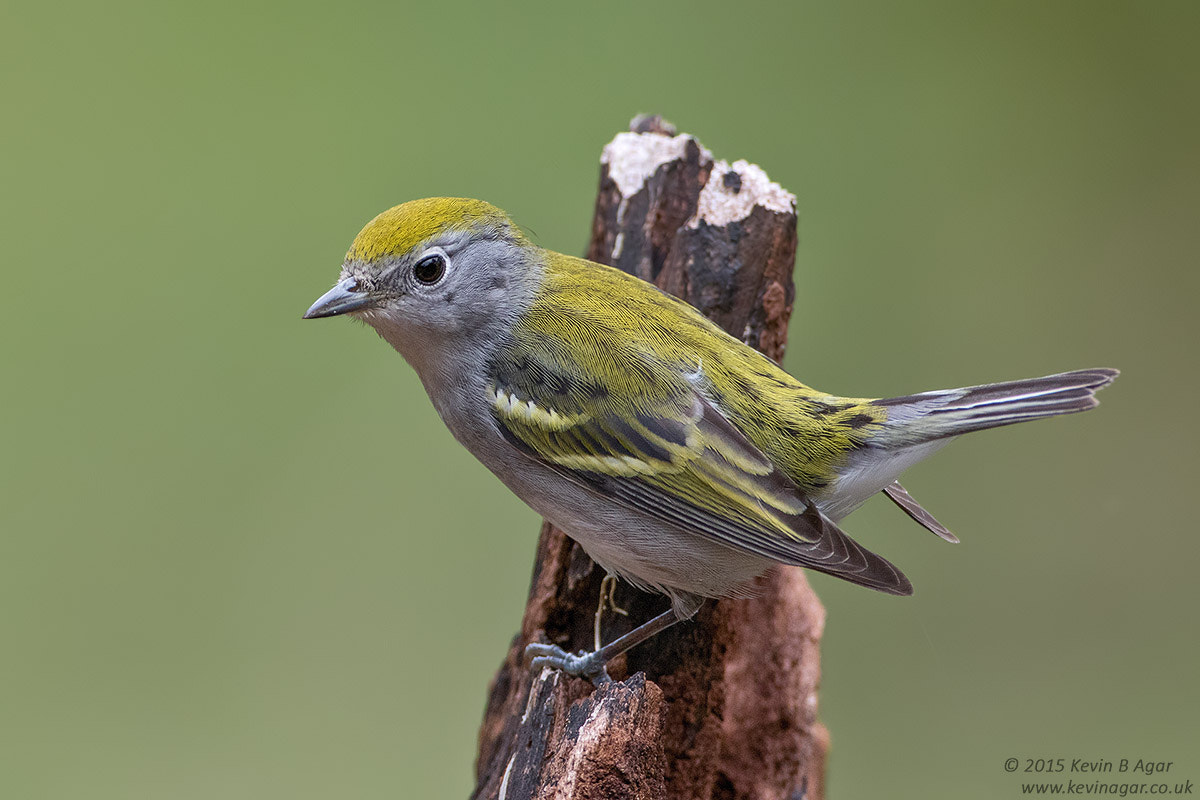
[472,115,828,800]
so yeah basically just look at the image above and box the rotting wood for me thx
[472,115,826,800]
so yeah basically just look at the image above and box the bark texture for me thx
[472,116,827,800]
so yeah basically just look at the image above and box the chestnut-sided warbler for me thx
[304,197,1117,683]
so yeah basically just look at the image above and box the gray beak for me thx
[303,278,373,319]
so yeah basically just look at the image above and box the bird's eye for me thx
[413,253,447,285]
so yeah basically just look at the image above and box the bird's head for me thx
[304,198,541,367]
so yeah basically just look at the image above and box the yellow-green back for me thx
[520,251,886,491]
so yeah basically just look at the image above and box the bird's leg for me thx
[592,573,629,652]
[526,605,695,686]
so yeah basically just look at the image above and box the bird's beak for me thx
[303,278,373,319]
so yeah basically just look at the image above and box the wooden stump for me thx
[472,116,828,800]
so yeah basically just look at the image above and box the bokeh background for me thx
[4,1,1197,797]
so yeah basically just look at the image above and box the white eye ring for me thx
[412,248,450,286]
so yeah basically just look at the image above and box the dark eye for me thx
[413,253,447,285]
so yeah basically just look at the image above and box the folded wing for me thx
[488,344,912,595]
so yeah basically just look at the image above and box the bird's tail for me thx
[874,368,1119,445]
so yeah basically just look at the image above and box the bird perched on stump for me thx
[305,197,1117,683]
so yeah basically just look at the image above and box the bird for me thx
[304,197,1117,683]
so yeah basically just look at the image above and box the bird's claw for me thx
[523,642,612,685]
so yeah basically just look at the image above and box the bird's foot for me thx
[524,642,612,686]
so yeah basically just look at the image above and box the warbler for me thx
[304,197,1117,682]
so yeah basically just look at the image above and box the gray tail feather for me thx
[875,368,1118,443]
[883,480,959,543]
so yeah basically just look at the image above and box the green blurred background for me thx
[3,1,1197,796]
